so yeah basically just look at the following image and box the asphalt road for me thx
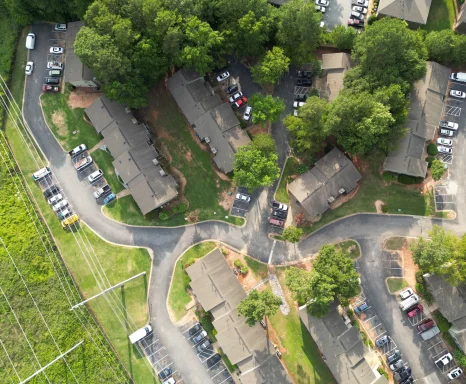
[20,22,466,384]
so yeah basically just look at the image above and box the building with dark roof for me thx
[299,302,388,384]
[377,0,432,27]
[186,249,292,384]
[288,148,361,219]
[85,96,178,215]
[64,21,99,88]
[424,274,466,353]
[167,69,251,173]
[383,61,450,178]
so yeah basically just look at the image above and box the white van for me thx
[399,294,419,311]
[450,72,466,83]
[129,324,152,344]
[26,33,35,50]
[32,167,51,181]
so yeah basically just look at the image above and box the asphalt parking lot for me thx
[322,0,354,30]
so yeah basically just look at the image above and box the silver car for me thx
[53,199,68,212]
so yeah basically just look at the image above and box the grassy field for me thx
[385,236,407,250]
[302,152,428,235]
[40,89,102,150]
[422,0,456,31]
[3,32,156,383]
[245,255,269,280]
[104,86,244,227]
[269,269,336,384]
[336,239,361,259]
[387,278,409,293]
[91,148,124,194]
[275,157,299,204]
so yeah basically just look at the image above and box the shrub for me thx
[398,175,423,184]
[347,309,354,318]
[427,143,438,155]
[415,270,423,284]
[426,156,436,167]
[454,350,466,368]
[368,15,377,25]
[220,248,227,255]
[184,257,196,269]
[234,259,248,274]
[309,88,320,97]
[415,282,425,294]
[297,164,308,174]
[234,259,242,268]
[383,172,394,181]
[187,209,200,223]
[173,202,187,214]
[159,212,169,220]
[382,204,389,213]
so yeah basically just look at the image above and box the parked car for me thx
[315,0,329,6]
[315,5,326,12]
[49,47,64,54]
[192,330,208,344]
[25,61,34,75]
[58,208,73,220]
[350,11,365,20]
[295,94,307,102]
[450,90,466,98]
[387,350,401,364]
[162,378,175,384]
[48,69,62,77]
[437,146,453,154]
[61,214,79,228]
[407,304,423,318]
[439,128,454,137]
[399,288,413,301]
[394,367,411,383]
[437,138,453,146]
[196,339,212,353]
[439,120,459,130]
[32,167,51,181]
[226,83,238,94]
[54,23,67,31]
[48,193,63,205]
[269,218,285,228]
[69,144,87,157]
[400,377,413,384]
[375,335,391,347]
[43,185,59,198]
[88,169,104,183]
[26,33,35,50]
[390,359,404,371]
[352,5,367,13]
[74,156,93,171]
[47,61,63,69]
[296,78,312,86]
[353,0,369,6]
[189,323,202,336]
[236,193,251,203]
[448,367,463,380]
[417,318,434,332]
[297,71,312,78]
[272,210,287,220]
[216,71,230,82]
[42,84,60,92]
[103,193,116,205]
[243,106,252,121]
[232,96,248,110]
[435,353,452,369]
[229,92,243,103]
[293,101,306,108]
[348,18,364,27]
[354,302,369,314]
[45,77,60,85]
[272,201,288,212]
[93,184,111,199]
[52,200,68,212]
[207,354,222,368]
[158,367,172,380]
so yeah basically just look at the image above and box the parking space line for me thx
[427,341,444,351]
[200,352,216,363]
[363,315,376,323]
[206,360,222,371]
[159,362,173,371]
[148,346,165,358]
[153,354,169,365]
[384,346,397,355]
[368,323,383,332]
[218,376,232,384]
[431,349,448,359]
[211,368,227,379]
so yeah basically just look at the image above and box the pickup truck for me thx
[74,156,93,171]
[93,184,111,199]
[435,353,452,369]
[69,144,87,157]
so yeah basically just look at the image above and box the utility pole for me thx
[71,271,146,310]
[19,340,83,384]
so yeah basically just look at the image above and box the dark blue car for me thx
[103,193,116,205]
[354,302,369,314]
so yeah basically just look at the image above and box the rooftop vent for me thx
[211,148,217,154]
[339,188,346,195]
[152,158,159,166]
[204,137,211,143]
[131,118,138,124]
[159,169,166,176]
[125,107,131,114]
[327,196,335,204]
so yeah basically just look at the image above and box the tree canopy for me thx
[237,289,282,326]
[282,226,304,243]
[251,46,290,85]
[431,160,445,181]
[248,94,285,126]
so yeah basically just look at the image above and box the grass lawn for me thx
[269,268,336,384]
[91,148,124,194]
[433,310,452,332]
[422,0,456,31]
[168,242,217,321]
[4,34,156,383]
[386,278,409,293]
[104,85,244,227]
[336,240,361,259]
[275,157,299,204]
[385,236,407,250]
[245,255,269,280]
[302,152,428,235]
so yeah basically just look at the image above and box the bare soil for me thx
[375,200,386,214]
[219,189,235,211]
[52,111,67,137]
[67,90,103,109]
[248,124,269,137]
[224,248,263,291]
[401,239,418,288]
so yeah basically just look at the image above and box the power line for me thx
[0,339,21,383]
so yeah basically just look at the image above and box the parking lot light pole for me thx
[70,271,146,310]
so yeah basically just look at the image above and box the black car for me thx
[158,367,172,380]
[394,367,411,382]
[400,377,413,384]
[273,210,287,219]
[386,350,401,364]
[45,77,60,85]
[43,185,60,198]
[226,84,238,94]
[189,323,202,336]
[295,94,307,102]
[297,70,312,78]
[207,353,222,368]
[296,78,312,86]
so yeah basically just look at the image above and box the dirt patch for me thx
[329,186,359,210]
[353,155,369,175]
[219,189,235,211]
[52,111,68,137]
[184,150,192,162]
[248,124,269,137]
[67,90,104,109]
[375,200,386,214]
[401,239,418,288]
[223,248,263,291]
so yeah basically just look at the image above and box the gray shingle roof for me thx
[377,0,432,25]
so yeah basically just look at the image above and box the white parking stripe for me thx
[218,376,232,384]
[211,368,227,379]
[153,354,169,365]
[206,360,222,371]
[363,315,377,323]
[159,362,173,372]
[427,341,444,351]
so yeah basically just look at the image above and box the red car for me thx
[407,304,423,318]
[348,19,363,27]
[42,84,60,92]
[417,318,434,332]
[232,96,248,110]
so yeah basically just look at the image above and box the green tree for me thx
[425,30,456,63]
[276,0,322,65]
[250,133,277,155]
[283,96,329,156]
[251,46,290,85]
[237,289,282,326]
[248,94,285,126]
[307,271,337,317]
[330,25,357,50]
[285,266,313,304]
[326,91,395,154]
[235,11,273,57]
[282,226,304,243]
[352,18,427,89]
[431,160,445,181]
[373,84,409,128]
[233,145,280,189]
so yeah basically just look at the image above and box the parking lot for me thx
[321,0,364,30]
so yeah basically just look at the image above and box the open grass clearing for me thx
[91,148,124,194]
[385,236,407,250]
[244,255,269,280]
[335,239,361,259]
[422,0,456,31]
[275,157,299,204]
[386,277,409,293]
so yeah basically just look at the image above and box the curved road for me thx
[21,23,466,384]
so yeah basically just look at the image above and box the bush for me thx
[159,212,169,220]
[297,164,308,174]
[415,282,425,294]
[398,174,423,184]
[367,14,377,25]
[234,259,248,274]
[426,156,436,167]
[382,204,389,213]
[172,202,187,214]
[427,143,438,155]
[454,350,466,368]
[220,248,227,255]
[383,172,394,181]
[309,88,320,97]
[185,258,196,269]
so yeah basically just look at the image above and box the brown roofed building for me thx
[320,53,352,102]
[377,0,432,27]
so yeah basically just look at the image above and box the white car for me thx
[54,24,67,31]
[351,11,364,20]
[25,61,34,75]
[216,71,230,82]
[437,138,453,146]
[315,0,329,6]
[47,61,63,69]
[399,288,413,301]
[450,90,466,98]
[293,101,306,108]
[448,367,463,380]
[352,5,367,13]
[439,128,454,137]
[438,146,453,154]
[243,106,252,121]
[439,120,459,130]
[236,193,251,203]
[315,5,326,12]
[48,193,63,205]
[88,170,104,183]
[354,0,369,6]
[52,200,69,212]
[50,47,64,54]
[229,92,243,103]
